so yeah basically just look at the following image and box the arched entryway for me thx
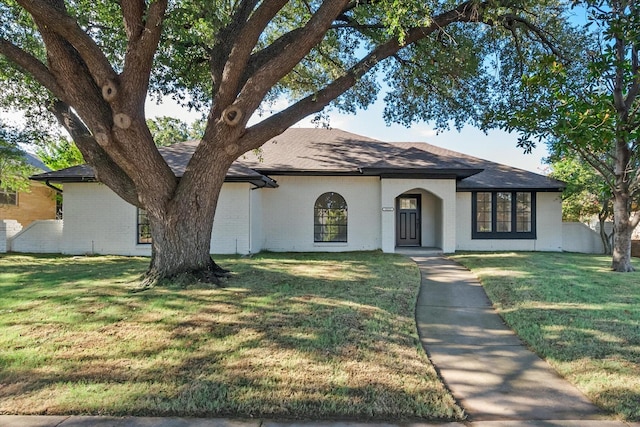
[395,189,443,249]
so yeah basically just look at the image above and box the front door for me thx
[396,195,421,246]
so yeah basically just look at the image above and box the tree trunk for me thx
[598,199,613,255]
[142,160,231,286]
[611,190,635,272]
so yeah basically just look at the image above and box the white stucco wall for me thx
[381,179,456,253]
[562,222,604,254]
[455,191,563,252]
[10,220,63,253]
[61,182,254,256]
[249,188,263,254]
[61,183,148,256]
[259,175,381,252]
[210,183,252,254]
[419,190,443,248]
[0,219,22,253]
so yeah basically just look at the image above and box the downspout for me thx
[248,185,252,255]
[45,180,63,193]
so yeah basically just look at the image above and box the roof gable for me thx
[391,142,564,190]
[237,128,481,178]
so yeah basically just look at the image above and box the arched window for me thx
[314,192,348,242]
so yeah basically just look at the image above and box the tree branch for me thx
[241,0,485,151]
[121,0,146,40]
[209,0,261,93]
[501,14,565,60]
[569,142,617,190]
[625,43,639,112]
[15,0,117,85]
[120,0,168,108]
[49,101,140,206]
[612,4,627,118]
[242,28,307,85]
[215,0,290,108]
[0,38,66,101]
[235,0,351,114]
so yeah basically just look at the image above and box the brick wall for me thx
[0,183,56,227]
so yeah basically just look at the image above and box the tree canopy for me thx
[0,0,580,282]
[496,0,640,271]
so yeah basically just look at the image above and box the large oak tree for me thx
[0,0,574,283]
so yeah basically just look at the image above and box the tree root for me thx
[136,260,232,291]
[611,264,636,273]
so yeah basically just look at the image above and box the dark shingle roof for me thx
[32,141,276,187]
[391,142,564,190]
[31,128,563,191]
[160,140,274,183]
[237,128,482,178]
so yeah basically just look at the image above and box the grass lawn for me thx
[0,252,463,421]
[450,252,640,421]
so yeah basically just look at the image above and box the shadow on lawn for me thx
[0,253,459,420]
[454,252,640,420]
[459,253,640,362]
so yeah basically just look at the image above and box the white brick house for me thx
[31,128,564,255]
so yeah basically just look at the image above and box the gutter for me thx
[45,180,64,193]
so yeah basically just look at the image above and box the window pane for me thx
[496,192,512,232]
[473,191,535,239]
[476,192,492,232]
[0,189,17,205]
[516,192,532,232]
[399,198,418,210]
[314,192,347,242]
[137,209,152,244]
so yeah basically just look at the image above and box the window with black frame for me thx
[137,208,152,244]
[472,191,536,239]
[314,192,347,242]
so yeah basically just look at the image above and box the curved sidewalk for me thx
[410,254,610,423]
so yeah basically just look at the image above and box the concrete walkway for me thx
[3,254,639,427]
[410,254,622,424]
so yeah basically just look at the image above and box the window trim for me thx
[0,188,18,206]
[314,192,348,243]
[136,208,152,244]
[472,191,536,239]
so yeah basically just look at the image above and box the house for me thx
[0,152,58,227]
[29,128,564,256]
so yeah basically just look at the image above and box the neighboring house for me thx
[1,153,57,227]
[30,128,565,256]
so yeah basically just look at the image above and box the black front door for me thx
[396,195,421,246]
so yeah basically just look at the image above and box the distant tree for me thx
[497,0,640,271]
[0,122,36,192]
[549,155,614,254]
[146,116,206,146]
[0,0,578,284]
[36,137,84,170]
